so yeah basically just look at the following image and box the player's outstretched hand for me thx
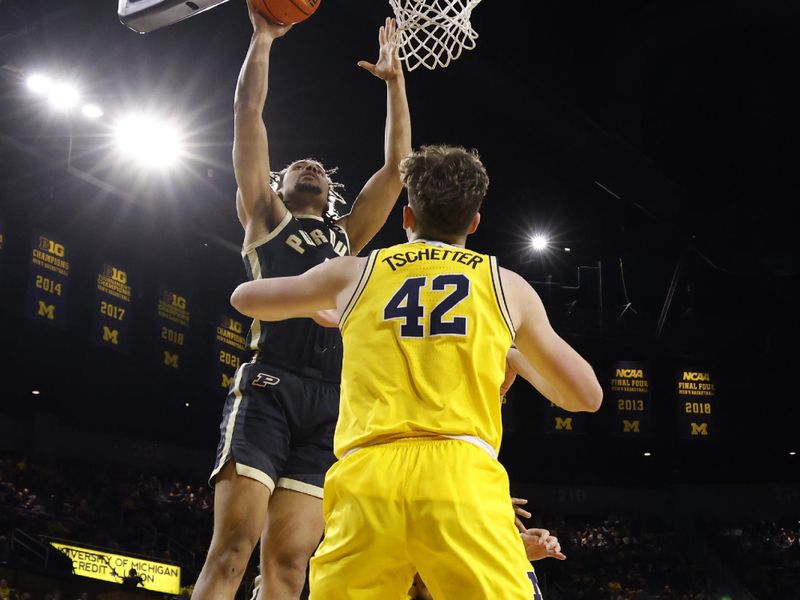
[358,17,404,81]
[247,0,293,39]
[521,528,567,562]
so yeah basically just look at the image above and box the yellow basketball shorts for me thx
[309,438,541,599]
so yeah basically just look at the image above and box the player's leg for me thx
[192,461,270,600]
[257,488,324,600]
[193,362,291,600]
[407,440,538,600]
[308,446,416,599]
[258,374,338,599]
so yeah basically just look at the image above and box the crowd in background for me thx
[531,514,715,600]
[0,454,211,599]
[707,519,800,600]
[2,454,799,600]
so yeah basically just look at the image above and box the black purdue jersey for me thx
[241,211,350,381]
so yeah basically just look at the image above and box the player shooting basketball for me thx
[191,5,411,600]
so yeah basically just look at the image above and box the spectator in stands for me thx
[122,568,145,589]
[0,579,11,600]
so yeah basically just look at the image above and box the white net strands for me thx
[389,0,483,71]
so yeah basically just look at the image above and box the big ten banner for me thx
[91,263,132,352]
[543,401,587,436]
[676,367,717,439]
[155,287,191,372]
[609,361,652,437]
[50,542,181,595]
[25,233,70,328]
[212,314,248,390]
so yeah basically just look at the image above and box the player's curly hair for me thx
[400,145,489,236]
[271,158,346,228]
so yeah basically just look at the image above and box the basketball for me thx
[250,0,321,25]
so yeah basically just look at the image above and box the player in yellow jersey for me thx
[230,144,603,599]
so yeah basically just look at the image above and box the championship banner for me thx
[50,542,181,595]
[91,263,132,353]
[154,287,191,372]
[609,361,651,437]
[676,367,716,439]
[543,401,586,435]
[25,233,70,328]
[211,314,248,390]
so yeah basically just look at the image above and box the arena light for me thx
[31,390,41,395]
[643,452,651,457]
[26,73,53,94]
[113,114,185,168]
[47,82,81,111]
[791,451,797,456]
[530,234,549,251]
[81,104,104,119]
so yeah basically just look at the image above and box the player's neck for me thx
[408,231,467,248]
[289,206,325,220]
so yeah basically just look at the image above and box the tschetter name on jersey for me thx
[286,227,348,256]
[381,247,484,271]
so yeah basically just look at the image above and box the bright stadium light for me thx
[48,82,81,111]
[31,390,41,395]
[81,104,104,119]
[113,114,184,168]
[530,234,549,251]
[643,452,652,457]
[27,73,53,94]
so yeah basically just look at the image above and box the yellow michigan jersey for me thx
[336,239,516,458]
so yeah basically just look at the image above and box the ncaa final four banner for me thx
[609,360,652,437]
[154,286,191,372]
[25,232,70,329]
[211,314,248,390]
[676,367,717,440]
[91,263,133,353]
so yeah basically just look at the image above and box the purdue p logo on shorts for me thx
[252,372,281,387]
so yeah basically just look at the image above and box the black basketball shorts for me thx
[209,361,339,499]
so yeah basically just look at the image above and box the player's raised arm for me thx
[337,18,412,255]
[500,268,603,413]
[233,3,291,246]
[230,255,363,322]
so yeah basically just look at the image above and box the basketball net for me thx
[388,0,483,71]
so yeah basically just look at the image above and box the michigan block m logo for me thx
[623,419,640,433]
[37,301,55,320]
[555,417,573,431]
[102,326,119,345]
[690,422,709,436]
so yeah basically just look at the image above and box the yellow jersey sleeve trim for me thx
[490,256,516,340]
[338,250,379,330]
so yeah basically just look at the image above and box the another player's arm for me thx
[336,18,412,255]
[233,5,291,247]
[506,347,566,406]
[500,268,603,412]
[230,256,364,322]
